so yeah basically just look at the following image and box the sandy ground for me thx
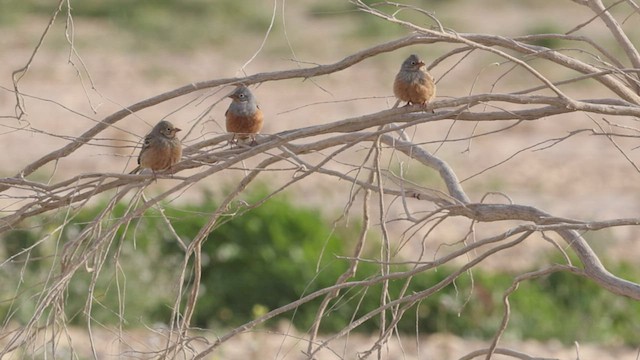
[2,1,640,358]
[4,325,639,360]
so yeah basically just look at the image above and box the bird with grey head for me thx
[225,85,264,146]
[393,54,436,109]
[130,120,182,175]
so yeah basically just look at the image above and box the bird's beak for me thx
[175,128,182,132]
[418,61,426,67]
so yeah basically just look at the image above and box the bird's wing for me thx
[137,135,153,165]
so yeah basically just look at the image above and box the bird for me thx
[225,85,264,146]
[393,54,436,108]
[130,120,182,174]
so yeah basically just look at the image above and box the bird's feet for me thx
[420,103,435,114]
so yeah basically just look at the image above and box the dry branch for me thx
[3,1,640,359]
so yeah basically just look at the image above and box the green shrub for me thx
[524,24,565,48]
[1,187,640,346]
[509,266,640,345]
[152,189,357,330]
[0,0,272,49]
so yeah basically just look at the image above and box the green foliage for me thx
[0,0,272,49]
[525,24,565,49]
[308,2,404,39]
[151,189,357,330]
[1,188,640,346]
[509,267,640,345]
[308,0,453,39]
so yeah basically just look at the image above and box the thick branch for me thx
[447,203,640,299]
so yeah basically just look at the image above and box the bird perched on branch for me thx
[225,85,264,146]
[393,54,436,108]
[130,120,182,174]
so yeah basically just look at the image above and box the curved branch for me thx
[446,203,640,299]
[583,0,640,71]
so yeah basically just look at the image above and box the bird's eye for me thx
[410,61,416,65]
[239,94,246,98]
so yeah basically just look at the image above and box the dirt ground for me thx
[12,325,639,360]
[2,1,640,358]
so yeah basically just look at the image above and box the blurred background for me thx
[1,0,640,358]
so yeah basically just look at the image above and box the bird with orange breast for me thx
[225,85,264,146]
[130,120,182,175]
[393,54,436,109]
